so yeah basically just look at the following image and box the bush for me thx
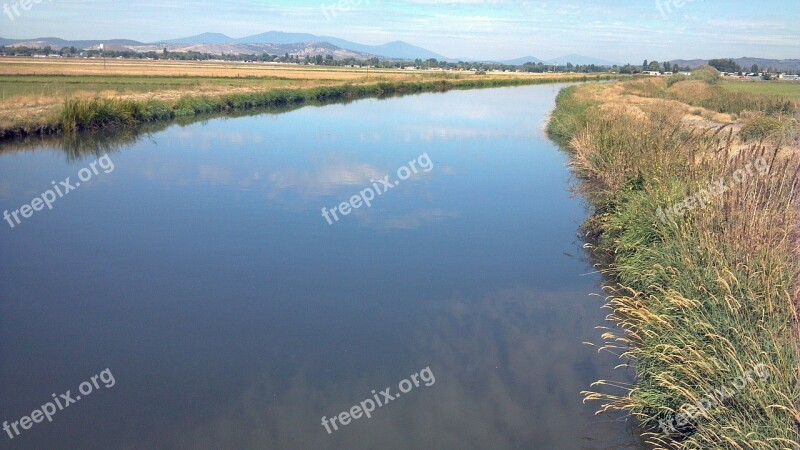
[139,100,173,122]
[60,98,141,132]
[666,73,689,87]
[690,65,721,84]
[739,115,799,142]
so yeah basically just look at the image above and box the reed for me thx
[51,75,611,137]
[549,82,800,449]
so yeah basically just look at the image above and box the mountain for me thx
[161,31,448,60]
[231,32,320,45]
[361,41,446,61]
[164,33,235,44]
[669,57,800,72]
[502,56,543,65]
[129,41,375,59]
[543,54,619,66]
[0,37,144,48]
[1,31,448,60]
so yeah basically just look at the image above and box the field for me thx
[721,80,800,98]
[0,57,606,138]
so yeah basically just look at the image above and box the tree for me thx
[648,60,661,71]
[750,64,759,74]
[643,59,648,71]
[663,61,672,72]
[708,58,740,73]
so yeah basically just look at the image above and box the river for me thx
[0,84,644,449]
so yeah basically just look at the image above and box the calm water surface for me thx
[0,85,643,449]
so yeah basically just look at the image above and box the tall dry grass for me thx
[549,83,800,449]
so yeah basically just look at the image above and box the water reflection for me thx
[0,85,645,449]
[123,288,640,450]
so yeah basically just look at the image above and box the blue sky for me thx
[0,0,797,62]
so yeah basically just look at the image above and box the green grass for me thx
[623,78,798,116]
[53,75,609,134]
[549,83,800,449]
[721,81,800,99]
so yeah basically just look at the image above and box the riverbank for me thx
[0,59,616,143]
[548,72,799,448]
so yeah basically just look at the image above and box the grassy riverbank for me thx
[0,58,616,142]
[55,76,605,135]
[549,76,799,448]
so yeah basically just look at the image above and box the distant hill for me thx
[502,56,543,65]
[160,31,448,61]
[0,32,447,60]
[0,37,144,48]
[669,57,800,72]
[543,54,620,66]
[130,41,375,60]
[164,33,235,45]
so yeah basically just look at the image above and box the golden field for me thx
[0,57,600,133]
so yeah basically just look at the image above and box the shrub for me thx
[739,115,799,142]
[690,65,721,84]
[666,73,689,87]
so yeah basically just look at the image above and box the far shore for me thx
[0,58,619,142]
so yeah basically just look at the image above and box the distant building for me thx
[778,73,799,81]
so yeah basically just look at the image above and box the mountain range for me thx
[5,32,791,70]
[161,32,448,61]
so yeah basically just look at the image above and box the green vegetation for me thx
[690,65,722,84]
[666,73,689,87]
[708,58,743,73]
[721,81,800,99]
[548,84,799,449]
[672,84,796,115]
[739,115,799,143]
[623,75,797,116]
[50,75,610,135]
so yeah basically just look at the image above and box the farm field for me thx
[720,79,800,98]
[0,57,608,136]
